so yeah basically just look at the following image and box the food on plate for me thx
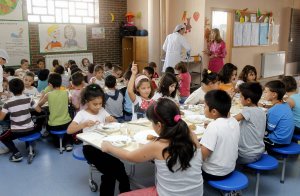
[146,134,157,141]
[188,124,197,131]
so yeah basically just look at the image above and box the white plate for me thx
[186,115,206,124]
[103,135,132,147]
[102,122,121,130]
[133,130,159,144]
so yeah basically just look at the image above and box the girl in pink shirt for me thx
[175,62,191,104]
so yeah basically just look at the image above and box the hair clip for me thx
[174,114,181,122]
[207,70,212,74]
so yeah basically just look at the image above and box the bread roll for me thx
[146,134,157,141]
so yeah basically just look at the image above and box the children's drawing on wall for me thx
[39,24,87,53]
[0,0,23,20]
[184,17,192,33]
[64,25,78,48]
[45,24,62,51]
[193,11,200,22]
[10,27,23,38]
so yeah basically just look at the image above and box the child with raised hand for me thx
[67,84,129,196]
[102,98,203,196]
[218,63,237,96]
[89,64,104,88]
[282,76,300,135]
[23,71,39,96]
[263,80,294,153]
[235,65,257,89]
[175,62,191,104]
[152,72,179,104]
[201,90,240,180]
[234,82,266,164]
[128,63,154,120]
[184,69,219,105]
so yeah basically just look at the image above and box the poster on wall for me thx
[92,27,105,39]
[0,0,23,20]
[0,21,30,66]
[259,23,269,45]
[39,24,87,53]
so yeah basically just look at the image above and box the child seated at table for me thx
[104,61,113,78]
[1,78,12,99]
[143,66,158,90]
[128,63,154,120]
[148,61,159,78]
[282,76,300,135]
[235,65,257,90]
[112,65,124,83]
[0,78,41,162]
[165,67,175,75]
[105,75,124,122]
[87,63,95,82]
[234,82,266,164]
[200,90,240,180]
[54,65,70,88]
[70,72,85,112]
[89,64,104,88]
[23,72,38,96]
[38,73,73,151]
[15,59,30,79]
[67,84,129,196]
[3,67,15,81]
[175,62,191,104]
[121,71,133,121]
[184,69,219,105]
[152,72,179,104]
[218,63,237,96]
[37,69,50,92]
[102,98,203,196]
[263,80,294,153]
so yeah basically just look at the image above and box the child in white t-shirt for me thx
[67,84,130,196]
[200,90,240,181]
[89,64,104,88]
[23,72,38,96]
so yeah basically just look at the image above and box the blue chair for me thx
[247,154,278,196]
[50,130,67,154]
[272,143,300,183]
[72,147,100,192]
[18,132,41,164]
[208,171,248,193]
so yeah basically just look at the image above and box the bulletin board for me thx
[233,10,272,47]
[0,21,30,66]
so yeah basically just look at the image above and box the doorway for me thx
[211,10,233,64]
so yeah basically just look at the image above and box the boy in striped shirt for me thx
[0,78,41,162]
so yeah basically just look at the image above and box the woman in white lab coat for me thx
[162,24,191,72]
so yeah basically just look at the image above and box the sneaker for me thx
[0,146,9,155]
[42,130,49,137]
[9,152,23,162]
[65,144,73,152]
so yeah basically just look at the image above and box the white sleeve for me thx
[184,88,201,105]
[152,93,161,101]
[180,36,191,52]
[200,123,218,152]
[162,35,169,52]
[73,111,84,124]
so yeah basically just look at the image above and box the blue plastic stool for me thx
[272,143,300,183]
[50,130,67,154]
[72,147,100,192]
[208,171,248,193]
[247,154,278,196]
[18,132,41,164]
[293,134,300,142]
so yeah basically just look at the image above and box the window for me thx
[27,0,99,24]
